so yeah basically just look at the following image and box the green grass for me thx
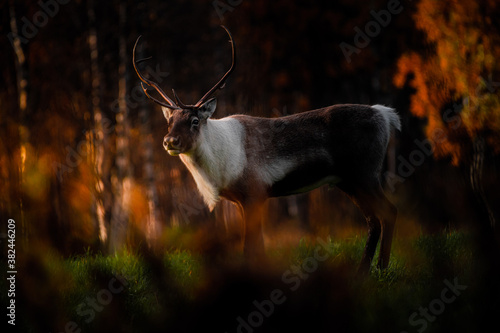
[46,248,204,332]
[278,231,479,332]
[10,230,496,332]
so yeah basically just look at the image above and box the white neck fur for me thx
[180,118,247,210]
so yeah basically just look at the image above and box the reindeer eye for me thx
[191,118,200,126]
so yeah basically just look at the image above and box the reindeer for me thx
[133,26,400,271]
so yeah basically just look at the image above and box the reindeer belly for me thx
[269,158,340,197]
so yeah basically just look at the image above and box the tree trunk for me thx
[8,0,29,248]
[136,1,161,244]
[87,0,111,249]
[139,73,161,242]
[109,0,132,253]
[469,135,500,333]
[470,136,496,230]
[469,136,498,276]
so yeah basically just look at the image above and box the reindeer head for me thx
[133,26,235,156]
[160,99,217,155]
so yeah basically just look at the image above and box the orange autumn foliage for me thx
[394,0,500,163]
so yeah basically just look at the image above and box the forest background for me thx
[1,0,500,332]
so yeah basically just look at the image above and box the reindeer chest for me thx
[179,118,247,210]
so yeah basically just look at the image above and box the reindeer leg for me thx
[359,215,382,273]
[339,183,384,273]
[355,194,382,274]
[240,200,266,261]
[355,184,397,271]
[375,190,397,269]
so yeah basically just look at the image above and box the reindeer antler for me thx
[133,26,236,109]
[132,36,179,109]
[194,25,236,107]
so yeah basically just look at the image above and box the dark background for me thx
[1,0,499,332]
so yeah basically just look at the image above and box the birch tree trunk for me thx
[135,1,161,244]
[87,0,111,248]
[140,112,161,243]
[139,80,161,242]
[8,0,29,247]
[109,0,132,252]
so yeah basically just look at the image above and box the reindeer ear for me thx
[198,98,217,120]
[162,106,174,121]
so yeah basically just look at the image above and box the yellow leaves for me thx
[422,112,461,165]
[393,53,416,88]
[129,183,150,229]
[20,143,27,173]
[394,0,500,163]
[462,93,500,142]
[394,53,444,119]
[68,176,92,217]
[22,145,51,202]
[414,0,441,41]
